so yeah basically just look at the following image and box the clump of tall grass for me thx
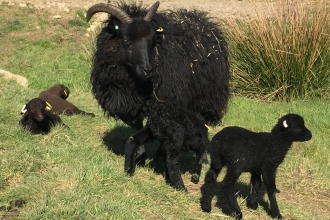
[223,0,330,101]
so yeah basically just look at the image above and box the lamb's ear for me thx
[283,120,289,128]
[20,104,27,115]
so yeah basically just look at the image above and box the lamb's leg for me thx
[124,126,151,176]
[200,158,222,212]
[156,143,171,184]
[262,171,282,219]
[163,129,186,191]
[201,151,209,165]
[247,173,262,210]
[221,168,242,219]
[191,143,206,184]
[130,119,147,166]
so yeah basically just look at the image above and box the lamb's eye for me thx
[294,127,301,132]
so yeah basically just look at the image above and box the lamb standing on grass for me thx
[201,113,312,219]
[124,101,208,191]
[38,84,95,117]
[19,98,69,134]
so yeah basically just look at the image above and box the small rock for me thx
[19,3,27,7]
[0,69,28,88]
[53,15,62,19]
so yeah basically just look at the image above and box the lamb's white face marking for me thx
[283,120,289,128]
[21,104,27,114]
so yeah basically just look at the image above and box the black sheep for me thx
[19,98,69,134]
[38,84,95,117]
[200,114,312,219]
[124,101,207,191]
[86,1,230,163]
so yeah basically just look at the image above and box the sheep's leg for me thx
[247,173,262,210]
[124,126,151,176]
[191,143,206,184]
[200,160,222,212]
[262,171,282,219]
[221,168,242,219]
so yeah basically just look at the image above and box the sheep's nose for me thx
[37,114,44,121]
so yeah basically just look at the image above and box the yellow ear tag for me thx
[156,27,163,32]
[45,102,52,111]
[64,90,67,97]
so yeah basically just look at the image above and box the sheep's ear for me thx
[283,120,289,128]
[45,102,52,111]
[21,104,27,114]
[63,89,68,97]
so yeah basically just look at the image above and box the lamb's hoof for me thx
[124,166,135,176]
[201,203,212,213]
[87,113,95,117]
[191,174,200,184]
[247,200,258,210]
[271,213,282,219]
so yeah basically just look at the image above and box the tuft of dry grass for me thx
[222,0,330,101]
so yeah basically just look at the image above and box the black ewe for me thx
[19,98,69,134]
[38,84,95,117]
[200,114,312,219]
[124,101,207,191]
[87,1,230,163]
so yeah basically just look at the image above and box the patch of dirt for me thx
[0,199,26,220]
[1,0,273,19]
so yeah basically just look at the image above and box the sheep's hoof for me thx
[191,174,200,184]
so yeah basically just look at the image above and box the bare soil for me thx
[2,0,269,18]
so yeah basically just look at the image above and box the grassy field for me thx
[1,3,329,220]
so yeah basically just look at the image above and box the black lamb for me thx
[38,84,95,117]
[19,98,69,134]
[86,1,230,163]
[201,113,312,219]
[124,101,207,191]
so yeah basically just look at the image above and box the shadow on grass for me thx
[101,125,212,177]
[200,181,272,218]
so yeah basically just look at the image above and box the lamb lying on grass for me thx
[201,113,312,219]
[38,84,95,117]
[19,98,69,134]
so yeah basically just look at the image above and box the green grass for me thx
[0,3,330,220]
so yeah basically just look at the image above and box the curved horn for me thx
[86,3,133,23]
[144,1,160,22]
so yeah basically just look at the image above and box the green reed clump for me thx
[223,1,330,101]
